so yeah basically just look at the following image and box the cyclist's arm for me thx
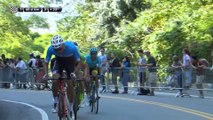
[83,62,89,78]
[44,47,53,76]
[44,62,49,76]
[73,47,81,74]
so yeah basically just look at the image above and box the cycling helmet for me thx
[90,47,98,54]
[51,35,64,49]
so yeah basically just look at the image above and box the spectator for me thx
[191,55,210,98]
[137,49,148,95]
[171,55,184,97]
[15,57,27,74]
[182,48,192,89]
[35,55,44,85]
[109,52,121,94]
[35,55,43,68]
[98,47,108,93]
[1,54,6,65]
[145,50,157,96]
[121,56,131,94]
[0,59,5,68]
[28,53,37,68]
[15,57,27,88]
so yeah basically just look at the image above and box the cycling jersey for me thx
[45,41,80,63]
[85,54,101,68]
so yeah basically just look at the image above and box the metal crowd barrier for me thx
[0,67,47,90]
[1,66,213,93]
[101,67,213,93]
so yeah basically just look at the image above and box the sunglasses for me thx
[91,52,97,55]
[54,46,63,51]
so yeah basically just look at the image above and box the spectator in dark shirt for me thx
[145,50,157,96]
[109,52,121,94]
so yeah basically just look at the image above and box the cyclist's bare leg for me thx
[52,73,60,111]
[66,80,74,110]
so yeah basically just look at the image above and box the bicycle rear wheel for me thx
[73,84,80,120]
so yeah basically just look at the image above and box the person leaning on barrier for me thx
[191,55,210,98]
[145,50,157,96]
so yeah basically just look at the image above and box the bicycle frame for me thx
[48,77,72,120]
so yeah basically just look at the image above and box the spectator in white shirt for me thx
[98,47,108,93]
[16,57,27,75]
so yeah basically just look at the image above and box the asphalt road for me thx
[0,88,213,120]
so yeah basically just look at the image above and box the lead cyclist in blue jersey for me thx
[43,35,81,116]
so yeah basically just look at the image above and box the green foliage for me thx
[0,0,49,60]
[27,14,49,29]
[1,0,213,82]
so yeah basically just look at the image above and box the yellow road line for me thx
[102,96,213,120]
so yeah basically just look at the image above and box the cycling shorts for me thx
[52,56,75,79]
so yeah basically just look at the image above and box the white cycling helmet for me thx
[51,35,64,49]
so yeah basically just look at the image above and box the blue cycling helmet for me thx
[90,47,98,54]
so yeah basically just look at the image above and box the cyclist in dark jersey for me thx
[44,35,81,115]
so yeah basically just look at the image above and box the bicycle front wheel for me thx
[90,84,99,114]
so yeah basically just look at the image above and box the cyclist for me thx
[73,42,89,107]
[43,35,81,116]
[85,48,102,96]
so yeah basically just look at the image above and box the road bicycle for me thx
[45,73,75,120]
[87,70,101,114]
[72,74,85,120]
